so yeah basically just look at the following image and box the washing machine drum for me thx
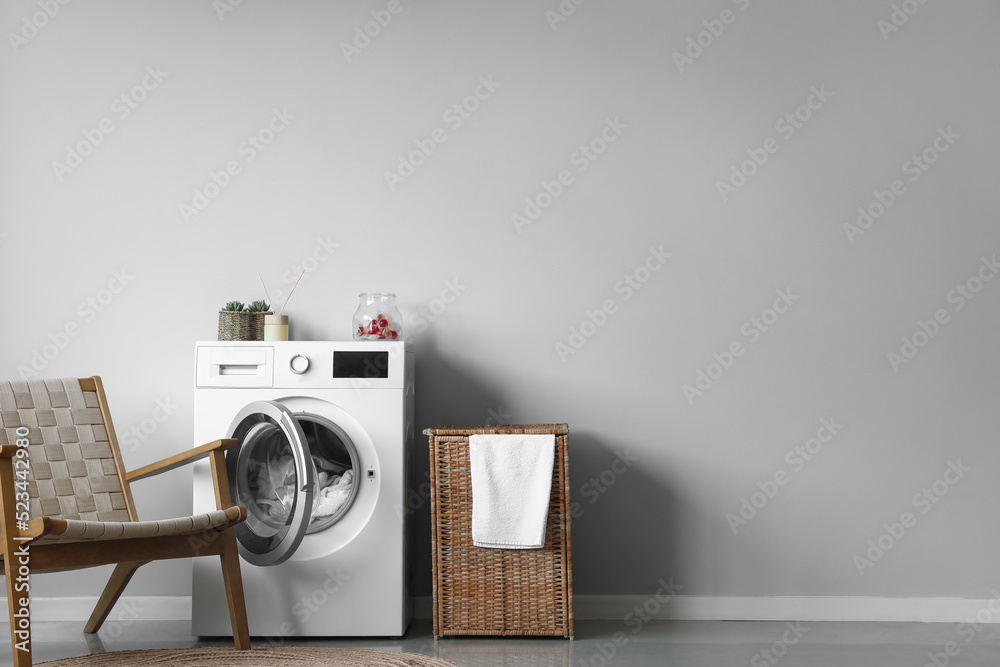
[225,401,360,566]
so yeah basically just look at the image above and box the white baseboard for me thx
[22,594,1000,624]
[29,596,192,623]
[572,595,1000,623]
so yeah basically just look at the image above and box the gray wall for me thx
[1,0,998,603]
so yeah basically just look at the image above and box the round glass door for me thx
[297,414,360,534]
[226,401,363,566]
[227,401,314,566]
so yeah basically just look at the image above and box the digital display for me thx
[332,351,389,379]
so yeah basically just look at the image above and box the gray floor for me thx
[3,619,1000,666]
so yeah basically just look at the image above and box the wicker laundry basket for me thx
[425,424,573,639]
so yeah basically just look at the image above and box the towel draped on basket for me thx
[469,433,555,549]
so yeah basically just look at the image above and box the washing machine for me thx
[191,341,413,638]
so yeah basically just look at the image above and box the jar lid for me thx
[359,292,396,298]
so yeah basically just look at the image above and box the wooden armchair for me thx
[0,377,250,667]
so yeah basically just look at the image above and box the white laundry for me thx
[247,447,354,526]
[312,470,355,520]
[248,451,296,523]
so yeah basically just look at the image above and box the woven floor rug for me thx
[37,647,457,666]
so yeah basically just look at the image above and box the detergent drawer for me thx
[196,346,274,388]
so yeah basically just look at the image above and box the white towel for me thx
[469,433,555,549]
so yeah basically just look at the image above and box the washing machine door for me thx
[226,400,315,566]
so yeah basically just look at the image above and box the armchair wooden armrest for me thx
[17,517,55,542]
[126,439,239,483]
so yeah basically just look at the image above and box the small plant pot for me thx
[218,311,250,341]
[248,311,272,341]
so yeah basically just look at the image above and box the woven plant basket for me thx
[248,311,272,341]
[218,310,250,341]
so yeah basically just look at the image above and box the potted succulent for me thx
[247,300,272,341]
[218,301,249,341]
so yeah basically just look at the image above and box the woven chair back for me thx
[0,379,132,523]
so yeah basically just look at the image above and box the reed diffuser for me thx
[259,270,304,341]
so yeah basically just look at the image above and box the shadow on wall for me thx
[406,332,509,597]
[405,338,681,601]
[569,431,680,597]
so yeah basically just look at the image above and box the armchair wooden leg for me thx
[0,452,31,667]
[85,561,147,634]
[218,529,250,650]
[209,448,250,650]
[3,546,31,667]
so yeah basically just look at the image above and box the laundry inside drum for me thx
[239,415,360,534]
[299,415,360,533]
